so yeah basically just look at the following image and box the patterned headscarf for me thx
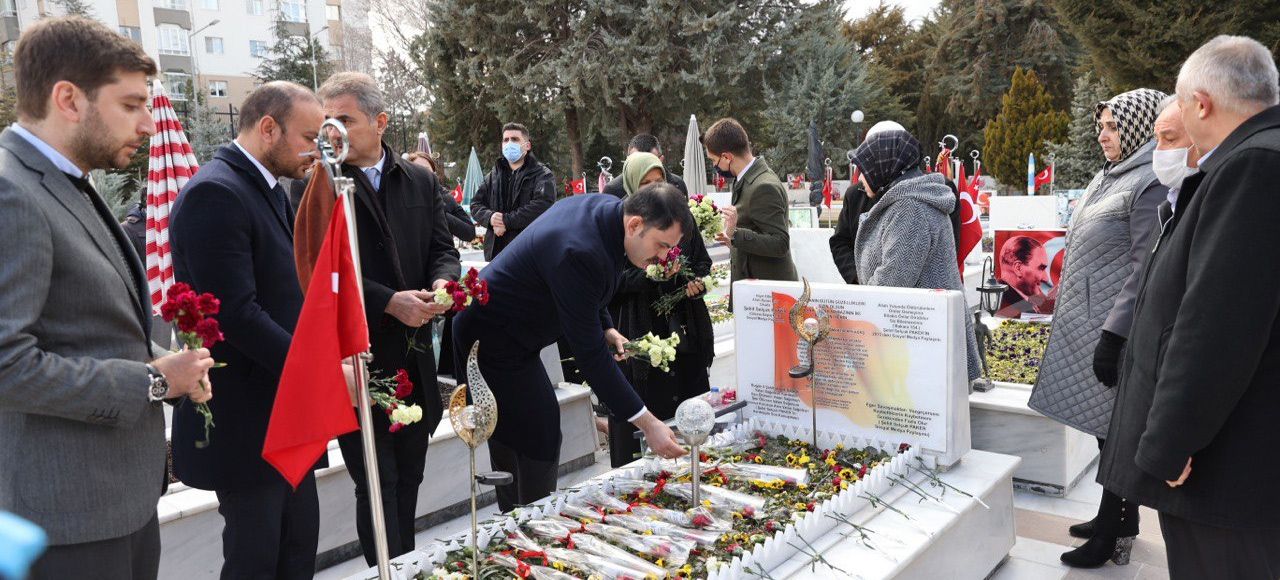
[850,130,923,193]
[1094,88,1168,162]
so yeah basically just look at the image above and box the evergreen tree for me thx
[840,1,924,129]
[51,0,94,17]
[180,79,229,164]
[915,0,1080,157]
[981,68,1069,191]
[252,14,333,89]
[760,0,899,173]
[0,48,16,130]
[1051,0,1280,93]
[1046,70,1111,189]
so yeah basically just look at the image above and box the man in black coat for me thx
[602,134,689,198]
[469,122,556,260]
[317,72,461,565]
[1098,36,1280,578]
[453,186,690,511]
[169,82,326,580]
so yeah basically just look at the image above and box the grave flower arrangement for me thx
[987,320,1050,384]
[414,433,900,580]
[158,282,223,448]
[623,332,680,373]
[434,267,490,312]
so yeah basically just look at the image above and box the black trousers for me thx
[488,437,560,512]
[1094,437,1139,537]
[30,515,160,580]
[1159,512,1280,580]
[337,412,432,565]
[214,472,318,580]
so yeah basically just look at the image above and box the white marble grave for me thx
[969,381,1098,496]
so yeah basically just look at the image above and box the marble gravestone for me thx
[733,280,972,467]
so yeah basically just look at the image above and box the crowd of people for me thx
[0,13,1278,580]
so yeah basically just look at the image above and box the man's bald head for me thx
[1154,98,1194,154]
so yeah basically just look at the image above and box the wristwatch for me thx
[146,364,170,402]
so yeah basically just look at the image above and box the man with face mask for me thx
[315,72,461,566]
[169,81,327,580]
[1027,87,1168,569]
[702,118,797,288]
[469,123,556,260]
[453,185,690,511]
[1150,98,1199,212]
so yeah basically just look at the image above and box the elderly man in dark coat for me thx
[1098,35,1280,579]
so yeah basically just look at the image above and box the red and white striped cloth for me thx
[145,80,200,313]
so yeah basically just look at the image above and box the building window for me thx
[209,80,228,97]
[246,0,262,15]
[205,36,223,54]
[280,0,305,22]
[157,25,190,56]
[164,73,190,101]
[155,0,187,9]
[324,4,339,20]
[249,40,267,57]
[200,0,218,9]
[118,26,142,43]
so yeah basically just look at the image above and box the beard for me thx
[262,133,309,180]
[69,103,139,170]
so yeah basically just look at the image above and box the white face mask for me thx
[1152,147,1193,189]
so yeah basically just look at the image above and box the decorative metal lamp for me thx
[674,397,716,507]
[448,342,512,578]
[973,257,1008,392]
[787,278,832,449]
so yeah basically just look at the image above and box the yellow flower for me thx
[753,456,764,464]
[733,455,743,462]
[785,454,798,466]
[839,468,854,479]
[797,483,807,490]
[839,481,849,490]
[656,559,666,568]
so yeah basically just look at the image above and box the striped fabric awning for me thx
[145,80,200,313]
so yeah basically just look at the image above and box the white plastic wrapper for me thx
[606,512,722,546]
[543,547,660,580]
[570,487,631,512]
[718,462,810,485]
[523,518,578,542]
[609,478,657,496]
[570,533,667,578]
[529,564,582,580]
[583,522,695,567]
[504,528,544,553]
[559,503,605,523]
[664,482,768,512]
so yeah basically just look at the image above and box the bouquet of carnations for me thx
[433,267,489,313]
[367,368,424,433]
[644,246,691,282]
[688,194,723,239]
[652,262,728,317]
[158,282,223,448]
[622,332,679,373]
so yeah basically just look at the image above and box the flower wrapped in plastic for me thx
[529,565,582,580]
[570,487,631,513]
[717,462,811,486]
[629,505,732,532]
[663,482,768,513]
[559,503,605,523]
[608,478,656,497]
[603,513,722,546]
[505,528,544,553]
[543,547,657,580]
[568,533,667,578]
[584,522,695,567]
[523,518,580,543]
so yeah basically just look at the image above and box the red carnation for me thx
[176,311,202,334]
[166,282,191,302]
[389,422,403,433]
[741,506,755,518]
[452,291,466,305]
[690,514,712,528]
[194,317,223,347]
[857,464,868,478]
[159,300,180,322]
[445,281,459,293]
[197,293,220,315]
[393,370,414,399]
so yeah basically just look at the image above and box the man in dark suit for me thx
[0,17,214,580]
[453,185,690,511]
[1098,35,1280,578]
[317,72,461,564]
[169,81,326,580]
[469,122,556,260]
[602,134,689,198]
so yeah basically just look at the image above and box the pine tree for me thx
[915,0,1080,158]
[1046,70,1111,190]
[840,1,924,128]
[981,68,1069,191]
[51,0,95,17]
[252,14,332,90]
[1051,0,1280,92]
[760,0,900,173]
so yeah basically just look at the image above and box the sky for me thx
[841,0,941,24]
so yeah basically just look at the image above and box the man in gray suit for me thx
[0,17,215,580]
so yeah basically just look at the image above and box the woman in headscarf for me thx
[1028,88,1168,569]
[850,129,981,382]
[605,152,715,467]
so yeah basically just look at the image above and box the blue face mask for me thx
[502,142,524,164]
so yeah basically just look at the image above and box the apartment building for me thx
[0,0,370,109]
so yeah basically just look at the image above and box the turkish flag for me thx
[451,184,463,203]
[1034,165,1054,190]
[263,195,366,489]
[570,179,586,194]
[955,162,983,273]
[822,166,833,208]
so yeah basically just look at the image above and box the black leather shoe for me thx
[1068,518,1096,539]
[1060,535,1134,568]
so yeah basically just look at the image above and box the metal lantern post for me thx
[674,398,716,508]
[787,278,832,449]
[448,343,512,579]
[316,119,392,579]
[973,256,1009,393]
